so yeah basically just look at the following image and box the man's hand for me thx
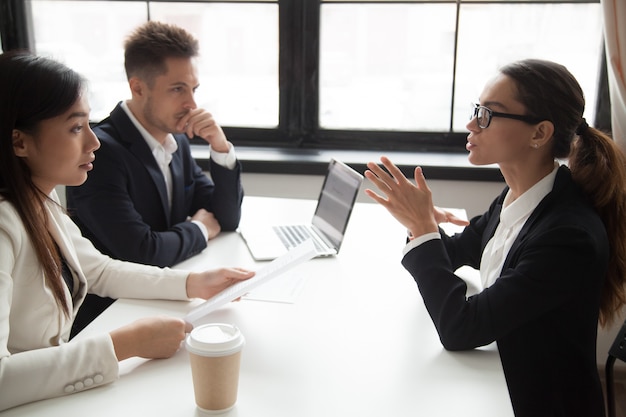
[176,109,230,153]
[191,208,221,240]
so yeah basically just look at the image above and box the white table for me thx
[4,197,513,417]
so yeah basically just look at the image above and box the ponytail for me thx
[569,124,626,327]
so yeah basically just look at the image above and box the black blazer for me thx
[67,102,244,267]
[402,166,607,417]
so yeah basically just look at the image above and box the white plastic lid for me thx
[185,323,245,357]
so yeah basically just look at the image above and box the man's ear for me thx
[12,129,29,157]
[129,77,145,98]
[530,120,555,149]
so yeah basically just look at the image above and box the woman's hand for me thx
[186,267,255,300]
[109,268,254,362]
[110,316,192,361]
[433,207,470,228]
[364,156,440,238]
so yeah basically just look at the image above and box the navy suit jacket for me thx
[402,166,607,417]
[67,102,243,268]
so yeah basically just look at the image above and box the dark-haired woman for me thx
[0,51,254,411]
[365,59,626,416]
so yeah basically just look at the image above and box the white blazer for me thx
[0,190,190,411]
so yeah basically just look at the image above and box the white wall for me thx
[241,172,505,218]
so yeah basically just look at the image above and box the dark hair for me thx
[124,21,200,86]
[0,51,85,316]
[501,59,626,326]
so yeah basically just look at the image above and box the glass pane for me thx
[31,1,147,121]
[320,4,457,131]
[453,3,603,131]
[150,3,279,128]
[31,1,279,128]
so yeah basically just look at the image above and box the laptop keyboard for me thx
[273,225,326,252]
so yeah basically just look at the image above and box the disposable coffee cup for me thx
[186,323,245,414]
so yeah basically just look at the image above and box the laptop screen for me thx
[312,159,364,248]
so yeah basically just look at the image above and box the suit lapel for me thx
[482,197,503,254]
[501,165,570,270]
[45,193,86,308]
[109,104,171,223]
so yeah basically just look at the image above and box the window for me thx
[30,0,278,125]
[320,2,602,133]
[12,0,607,155]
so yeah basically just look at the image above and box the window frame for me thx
[0,0,610,180]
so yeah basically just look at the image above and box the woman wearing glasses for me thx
[365,59,626,417]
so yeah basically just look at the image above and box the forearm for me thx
[205,161,243,231]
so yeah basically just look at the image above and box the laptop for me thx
[239,159,364,261]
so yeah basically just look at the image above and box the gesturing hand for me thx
[364,156,440,238]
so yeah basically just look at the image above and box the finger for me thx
[227,268,255,281]
[364,188,388,205]
[364,169,391,192]
[447,215,470,226]
[176,115,191,133]
[379,157,409,184]
[184,321,194,333]
[413,166,429,190]
[185,117,199,138]
[182,109,206,138]
[365,162,390,181]
[196,125,222,143]
[365,163,396,190]
[233,267,255,274]
[190,116,214,135]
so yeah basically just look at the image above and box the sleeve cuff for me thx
[210,143,237,169]
[191,220,209,241]
[402,232,441,256]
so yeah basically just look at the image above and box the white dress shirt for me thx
[479,163,558,289]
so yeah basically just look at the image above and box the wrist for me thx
[408,223,439,239]
[110,325,137,361]
[209,140,231,154]
[186,272,209,299]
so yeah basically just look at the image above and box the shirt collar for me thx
[120,100,178,156]
[500,162,559,228]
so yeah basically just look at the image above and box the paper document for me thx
[185,239,318,324]
[242,270,307,304]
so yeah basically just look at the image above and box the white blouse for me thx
[479,164,559,289]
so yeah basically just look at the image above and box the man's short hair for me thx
[124,21,200,86]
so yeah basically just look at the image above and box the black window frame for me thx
[0,0,610,180]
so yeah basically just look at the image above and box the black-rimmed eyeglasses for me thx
[470,103,544,129]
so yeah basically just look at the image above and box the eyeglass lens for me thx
[470,104,490,128]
